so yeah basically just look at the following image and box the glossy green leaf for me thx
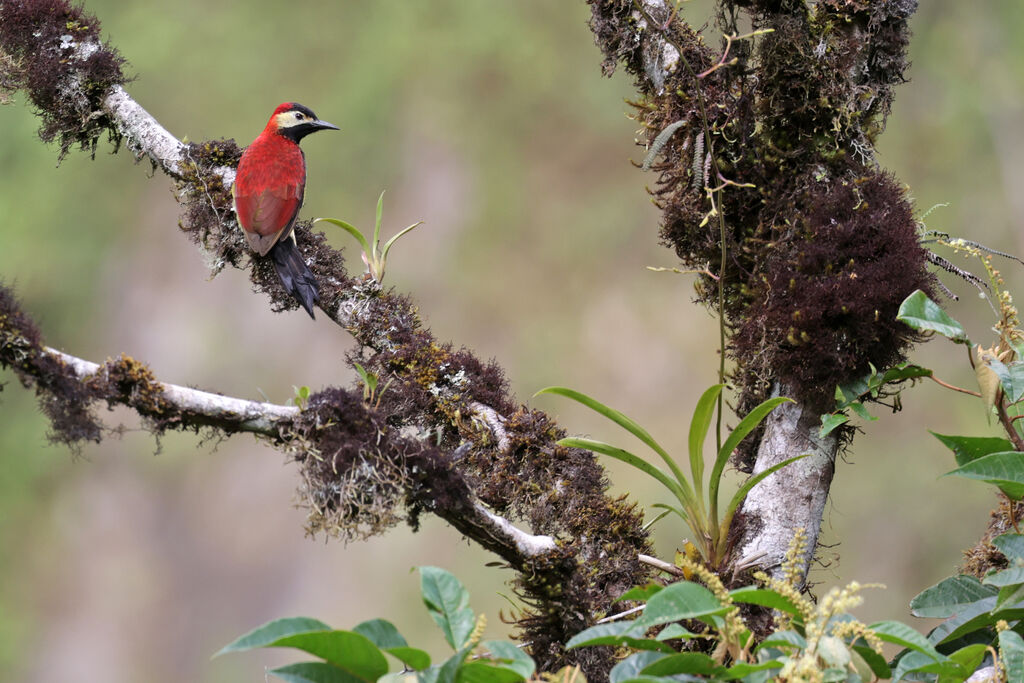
[420,567,475,650]
[471,641,535,681]
[932,432,1016,467]
[1001,630,1024,682]
[269,632,388,680]
[983,566,1024,587]
[566,622,673,653]
[848,401,876,421]
[850,640,890,679]
[988,359,1024,404]
[353,619,407,649]
[719,660,785,680]
[269,662,364,683]
[637,581,726,628]
[910,575,997,618]
[993,533,1024,560]
[687,384,725,500]
[926,596,998,644]
[941,643,988,683]
[757,630,806,651]
[870,620,946,660]
[654,623,696,641]
[728,586,802,616]
[819,413,850,438]
[618,583,663,602]
[640,652,722,677]
[996,582,1024,612]
[890,651,960,682]
[216,617,333,655]
[609,652,666,683]
[383,647,430,671]
[946,451,1024,500]
[897,290,969,343]
[910,575,997,619]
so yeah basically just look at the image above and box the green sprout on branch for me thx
[315,191,423,282]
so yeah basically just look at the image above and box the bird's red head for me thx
[265,102,339,143]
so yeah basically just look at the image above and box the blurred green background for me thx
[1,1,1022,680]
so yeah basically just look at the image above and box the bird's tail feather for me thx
[270,236,320,319]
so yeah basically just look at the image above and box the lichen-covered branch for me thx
[0,1,651,676]
[587,0,927,588]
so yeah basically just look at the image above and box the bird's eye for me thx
[294,112,305,120]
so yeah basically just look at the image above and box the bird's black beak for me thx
[313,119,339,131]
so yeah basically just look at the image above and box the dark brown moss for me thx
[0,0,128,159]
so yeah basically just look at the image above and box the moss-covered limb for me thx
[0,0,128,160]
[588,0,929,587]
[4,2,653,673]
[0,284,298,440]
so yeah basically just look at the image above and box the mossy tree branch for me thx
[0,0,651,677]
[587,0,927,591]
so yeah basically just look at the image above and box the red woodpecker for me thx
[233,102,338,318]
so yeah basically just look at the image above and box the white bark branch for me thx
[46,347,298,436]
[732,390,838,582]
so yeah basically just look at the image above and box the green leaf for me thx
[870,620,946,661]
[609,652,666,683]
[654,623,697,641]
[269,662,364,683]
[819,413,850,438]
[720,660,785,680]
[983,566,1024,587]
[941,643,988,683]
[891,651,960,682]
[538,387,692,501]
[371,191,385,259]
[558,438,690,509]
[353,619,407,649]
[637,581,727,628]
[420,567,475,650]
[351,619,428,670]
[1001,630,1024,682]
[848,401,876,422]
[996,583,1024,612]
[649,502,688,524]
[910,575,997,618]
[932,432,1016,467]
[472,641,535,680]
[993,533,1024,560]
[272,632,388,680]
[757,630,806,651]
[435,646,473,683]
[927,596,998,645]
[989,359,1024,404]
[314,217,371,258]
[565,622,674,653]
[897,290,969,343]
[728,586,802,616]
[880,363,934,384]
[618,583,663,602]
[384,647,430,671]
[946,451,1024,500]
[709,396,792,525]
[216,617,333,655]
[687,384,725,500]
[850,640,890,679]
[640,652,723,677]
